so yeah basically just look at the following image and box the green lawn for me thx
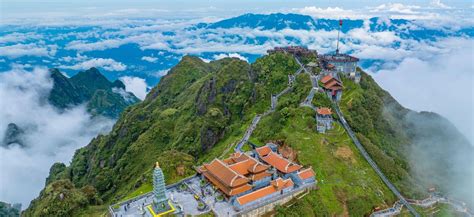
[251,106,397,216]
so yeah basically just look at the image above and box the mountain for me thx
[194,13,474,40]
[48,68,140,118]
[0,201,20,217]
[1,123,25,148]
[24,53,473,216]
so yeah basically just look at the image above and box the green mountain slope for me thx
[48,68,140,118]
[24,54,472,216]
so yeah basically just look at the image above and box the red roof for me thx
[261,152,302,174]
[297,168,316,180]
[255,146,272,157]
[320,75,333,83]
[197,159,252,196]
[317,107,332,115]
[236,178,294,205]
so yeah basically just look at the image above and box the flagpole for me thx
[336,19,342,55]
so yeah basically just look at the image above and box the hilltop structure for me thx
[318,19,361,83]
[267,46,317,57]
[320,75,343,101]
[316,107,334,133]
[319,54,360,82]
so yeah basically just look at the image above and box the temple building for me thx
[255,146,302,176]
[233,178,294,210]
[197,153,272,198]
[320,75,343,101]
[316,107,333,133]
[295,168,316,185]
[223,152,273,188]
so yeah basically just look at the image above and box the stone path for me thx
[235,57,305,152]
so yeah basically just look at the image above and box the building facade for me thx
[319,54,360,83]
[316,107,333,133]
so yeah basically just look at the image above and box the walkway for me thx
[235,57,305,152]
[333,105,420,217]
[295,56,318,110]
[372,194,473,216]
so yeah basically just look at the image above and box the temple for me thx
[197,143,316,211]
[320,75,343,101]
[316,107,333,133]
[197,152,273,197]
[256,146,302,175]
[233,178,294,209]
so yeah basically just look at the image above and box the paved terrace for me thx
[110,175,210,217]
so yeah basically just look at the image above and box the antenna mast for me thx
[336,19,342,55]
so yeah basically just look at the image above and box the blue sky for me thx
[2,0,472,21]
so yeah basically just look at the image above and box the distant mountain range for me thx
[194,13,474,40]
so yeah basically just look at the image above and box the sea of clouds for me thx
[0,67,114,207]
[0,0,473,209]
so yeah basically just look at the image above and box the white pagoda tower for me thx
[152,162,169,212]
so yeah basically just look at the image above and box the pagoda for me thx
[151,162,170,213]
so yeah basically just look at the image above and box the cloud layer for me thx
[0,67,114,207]
[373,38,474,144]
[119,76,148,100]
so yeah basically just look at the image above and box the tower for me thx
[152,162,169,212]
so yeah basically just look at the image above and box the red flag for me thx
[339,19,343,26]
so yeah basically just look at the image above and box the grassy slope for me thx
[250,73,396,216]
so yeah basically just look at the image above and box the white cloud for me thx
[373,38,474,144]
[61,58,127,71]
[430,0,452,9]
[141,56,158,63]
[296,6,363,19]
[370,3,421,15]
[0,32,43,44]
[0,67,114,207]
[119,76,148,100]
[213,53,248,62]
[199,57,212,63]
[0,43,57,59]
[153,69,170,77]
[66,39,125,52]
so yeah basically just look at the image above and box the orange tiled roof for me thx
[255,146,272,157]
[323,80,343,90]
[297,168,316,180]
[251,171,272,181]
[321,75,333,83]
[198,159,253,196]
[261,152,302,174]
[225,153,270,175]
[317,107,332,115]
[200,159,249,187]
[236,178,294,205]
